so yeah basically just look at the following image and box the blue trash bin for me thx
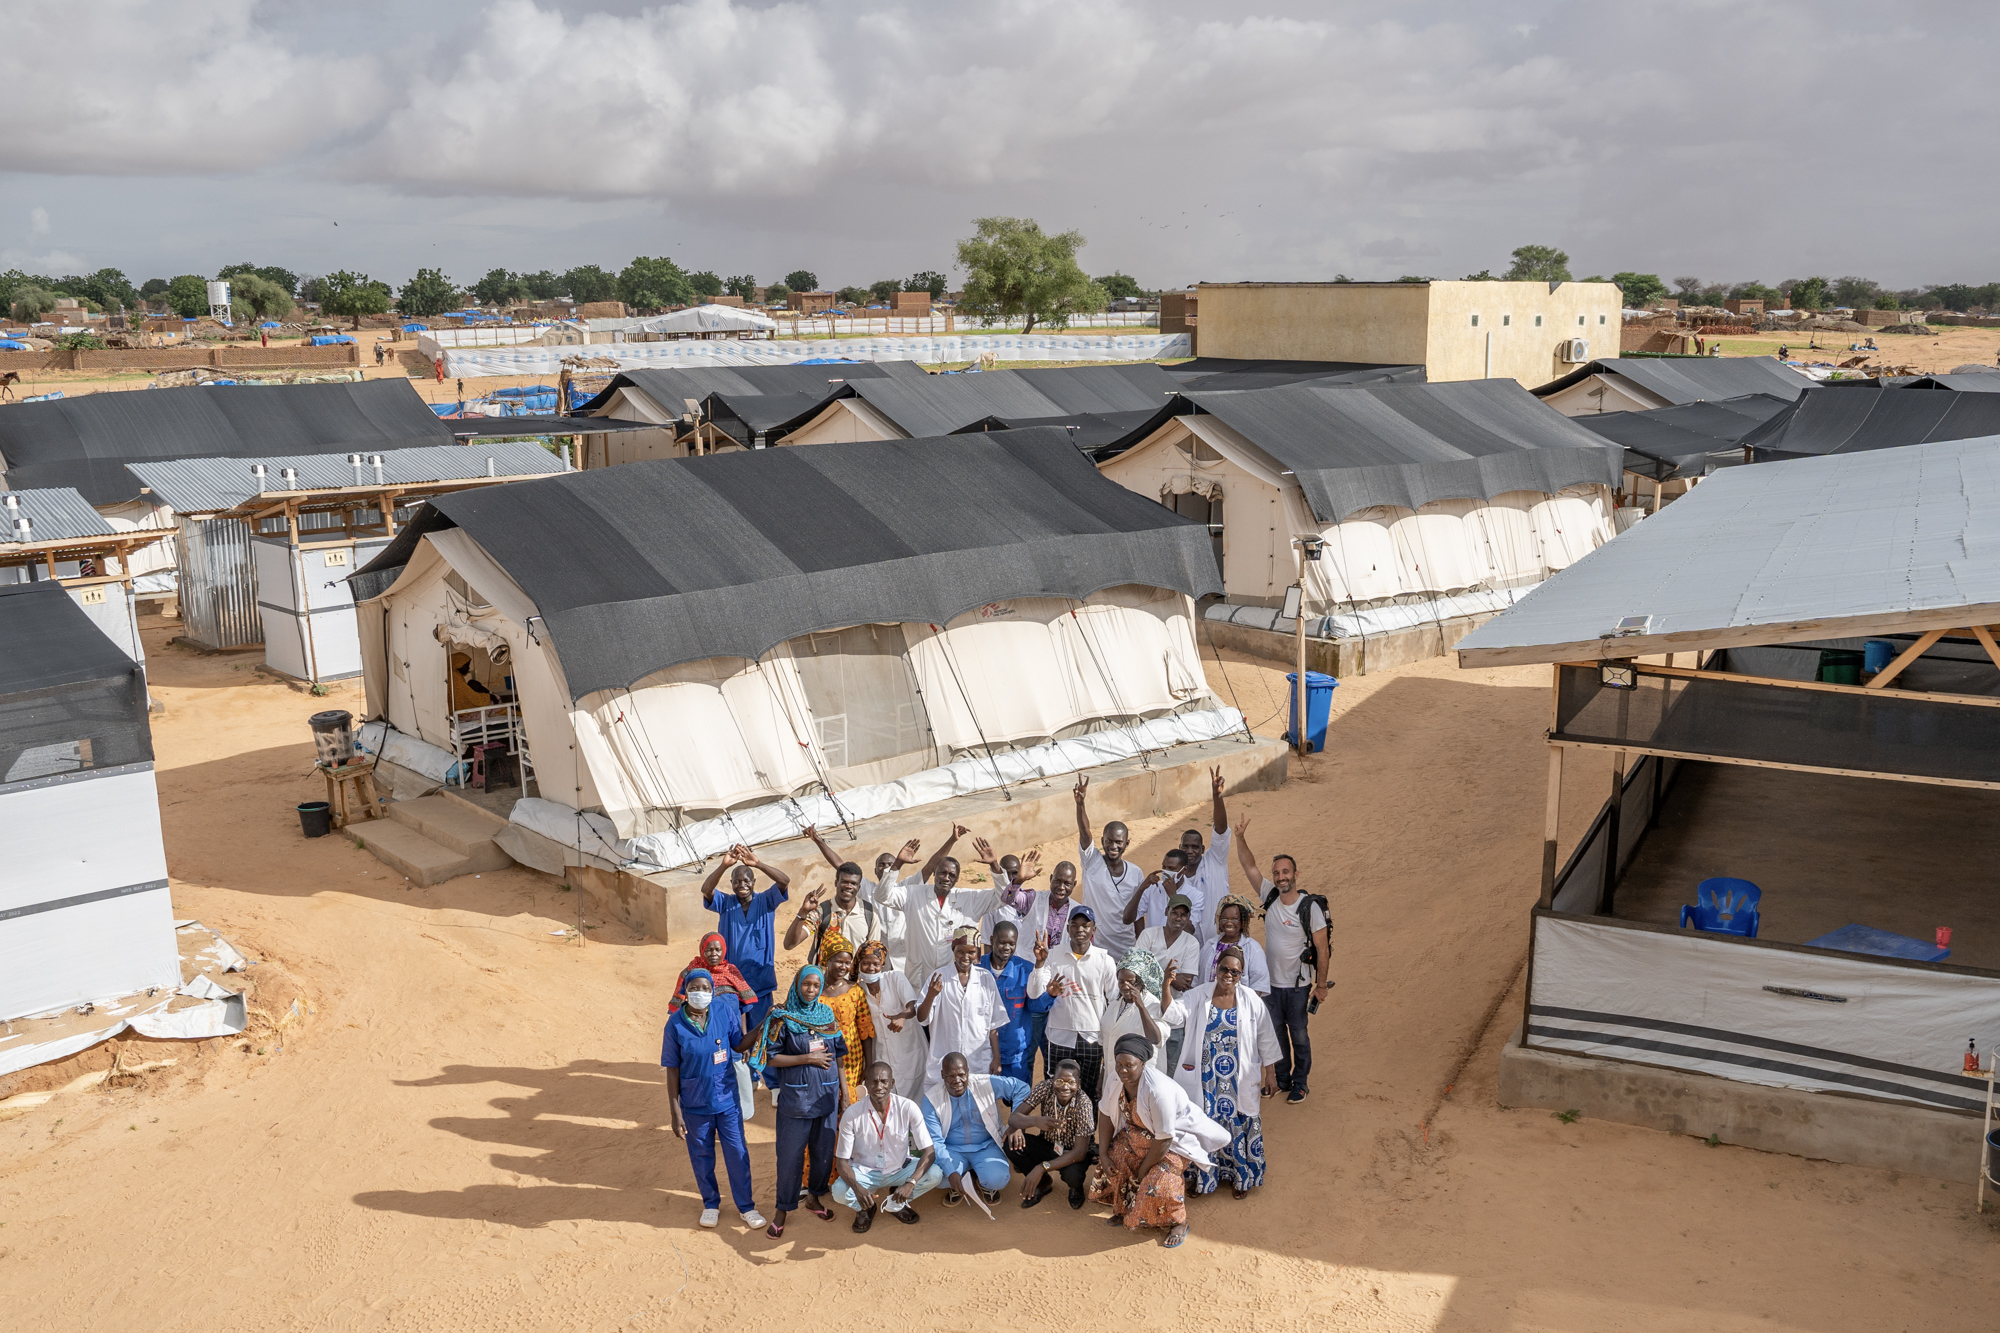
[1285,671,1338,752]
[1863,639,1899,674]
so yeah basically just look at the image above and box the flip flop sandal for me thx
[766,1221,786,1239]
[1164,1226,1188,1249]
[806,1201,835,1221]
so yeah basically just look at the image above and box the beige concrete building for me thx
[1192,280,1623,386]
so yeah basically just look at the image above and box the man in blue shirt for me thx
[983,921,1043,1084]
[920,1051,1030,1210]
[701,843,791,1031]
[660,970,766,1230]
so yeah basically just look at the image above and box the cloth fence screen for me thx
[0,671,153,786]
[1554,664,2000,785]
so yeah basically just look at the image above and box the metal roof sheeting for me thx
[1455,436,2000,667]
[0,379,457,505]
[1182,379,1624,521]
[0,487,118,542]
[126,440,565,515]
[1536,357,1814,405]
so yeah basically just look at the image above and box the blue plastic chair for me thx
[1681,877,1761,938]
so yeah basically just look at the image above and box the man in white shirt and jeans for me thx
[832,1060,943,1232]
[1236,816,1329,1103]
[1026,904,1119,1103]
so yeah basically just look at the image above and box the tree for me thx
[765,282,791,304]
[1786,276,1830,311]
[687,270,724,298]
[218,263,298,296]
[618,256,690,311]
[522,270,562,300]
[562,265,617,305]
[1610,272,1669,307]
[836,285,871,306]
[783,269,818,292]
[139,277,170,300]
[319,270,393,321]
[397,268,459,318]
[905,270,947,299]
[955,216,1106,336]
[9,285,58,321]
[1727,281,1779,306]
[298,275,327,305]
[1504,245,1571,282]
[471,268,525,306]
[56,330,106,351]
[1095,272,1140,301]
[724,273,757,299]
[229,272,294,321]
[1463,269,1497,281]
[869,279,900,304]
[73,268,137,311]
[165,274,210,319]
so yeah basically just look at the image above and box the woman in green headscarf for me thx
[1097,947,1185,1072]
[752,966,847,1238]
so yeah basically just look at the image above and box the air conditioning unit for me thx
[1559,337,1590,363]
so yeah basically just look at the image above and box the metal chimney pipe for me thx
[485,457,495,477]
[2,494,17,511]
[370,455,384,484]
[349,452,365,486]
[281,467,298,487]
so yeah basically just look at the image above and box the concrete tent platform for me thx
[559,733,1290,946]
[1203,609,1500,679]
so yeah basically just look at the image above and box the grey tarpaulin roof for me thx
[446,415,661,437]
[1534,357,1814,405]
[1739,387,2000,460]
[576,361,926,436]
[126,440,566,515]
[352,427,1223,699]
[0,379,457,505]
[0,581,139,695]
[955,408,1175,453]
[1455,436,2000,667]
[1904,373,2000,393]
[845,364,1182,440]
[1161,358,1427,391]
[0,488,117,541]
[1573,393,1789,480]
[1181,379,1625,522]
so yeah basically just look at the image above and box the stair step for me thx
[351,820,477,886]
[387,794,511,868]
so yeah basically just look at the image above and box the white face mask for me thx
[859,969,882,983]
[685,990,713,1010]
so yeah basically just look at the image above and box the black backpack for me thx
[1261,886,1331,972]
[810,899,877,963]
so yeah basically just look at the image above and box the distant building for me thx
[1191,280,1621,386]
[1160,290,1198,343]
[888,291,930,315]
[1723,298,1764,316]
[787,291,836,315]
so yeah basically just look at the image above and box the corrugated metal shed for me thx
[1455,436,2000,666]
[127,440,565,515]
[0,487,117,542]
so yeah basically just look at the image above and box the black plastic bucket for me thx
[1988,1129,2000,1188]
[297,800,333,838]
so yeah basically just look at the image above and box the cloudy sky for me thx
[3,1,1991,292]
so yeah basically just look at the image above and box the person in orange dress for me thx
[817,932,877,1101]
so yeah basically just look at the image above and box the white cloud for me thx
[29,207,50,237]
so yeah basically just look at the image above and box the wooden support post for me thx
[1539,744,1564,909]
[1866,627,1949,689]
[1971,625,2000,675]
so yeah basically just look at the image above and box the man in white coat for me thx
[916,926,1008,1087]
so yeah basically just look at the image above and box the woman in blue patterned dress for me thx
[1174,945,1280,1199]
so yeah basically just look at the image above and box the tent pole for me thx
[1295,588,1309,758]
[1539,744,1563,908]
[1601,749,1626,915]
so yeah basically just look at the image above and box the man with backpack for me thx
[1234,816,1328,1104]
[790,825,894,965]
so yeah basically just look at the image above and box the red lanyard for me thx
[870,1103,890,1142]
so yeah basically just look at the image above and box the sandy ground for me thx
[2,621,1995,1332]
[1712,322,2000,375]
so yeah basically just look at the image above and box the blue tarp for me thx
[0,340,28,350]
[309,335,354,346]
[491,385,557,398]
[429,403,460,417]
[402,323,427,331]
[794,357,863,366]
[259,321,281,329]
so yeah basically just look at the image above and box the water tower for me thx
[206,279,233,326]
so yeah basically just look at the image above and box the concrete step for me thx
[387,794,512,870]
[352,819,479,886]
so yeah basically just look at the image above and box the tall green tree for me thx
[765,283,791,304]
[724,274,757,299]
[1504,244,1572,282]
[1786,276,1830,311]
[1610,272,1668,307]
[164,274,210,318]
[687,270,724,298]
[836,285,871,306]
[1730,281,1780,306]
[319,270,393,320]
[471,268,526,306]
[218,263,299,296]
[522,270,562,300]
[562,265,617,304]
[398,268,459,318]
[9,284,58,321]
[229,273,294,321]
[869,279,900,304]
[955,216,1106,336]
[783,269,818,292]
[618,256,690,311]
[139,277,170,300]
[72,267,137,311]
[1095,272,1140,301]
[904,270,947,299]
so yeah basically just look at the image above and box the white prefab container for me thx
[253,535,391,683]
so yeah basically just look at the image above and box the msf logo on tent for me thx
[976,603,1017,619]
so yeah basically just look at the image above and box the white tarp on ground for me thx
[442,333,1194,378]
[505,705,1248,875]
[0,919,249,1078]
[1529,914,2000,1113]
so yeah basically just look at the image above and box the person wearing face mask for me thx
[1027,905,1119,1103]
[661,970,767,1231]
[1122,848,1189,937]
[855,940,927,1100]
[916,926,1008,1087]
[876,823,1002,987]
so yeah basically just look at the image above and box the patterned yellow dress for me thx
[822,982,876,1100]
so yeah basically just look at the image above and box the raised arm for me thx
[1073,775,1093,850]
[735,844,790,893]
[800,824,846,873]
[1124,870,1162,926]
[699,848,740,904]
[970,836,1003,873]
[1234,814,1262,885]
[922,823,968,883]
[1209,765,1228,835]
[782,884,825,951]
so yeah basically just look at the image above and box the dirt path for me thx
[0,630,1992,1331]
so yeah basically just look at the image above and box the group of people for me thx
[659,770,1332,1250]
